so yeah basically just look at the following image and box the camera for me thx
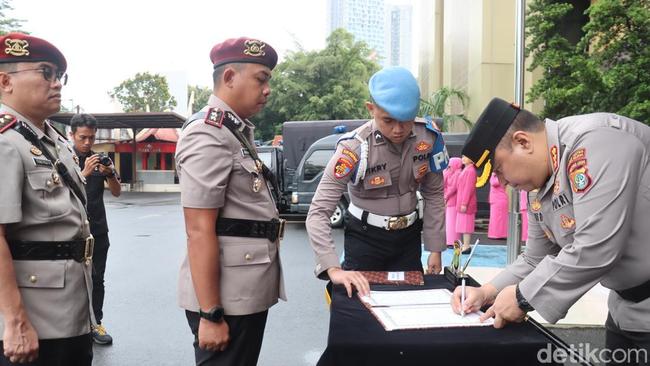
[98,153,112,166]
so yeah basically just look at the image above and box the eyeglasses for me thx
[7,66,68,86]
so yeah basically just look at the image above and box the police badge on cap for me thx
[0,32,67,72]
[461,97,520,187]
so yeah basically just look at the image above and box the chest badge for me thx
[251,175,262,192]
[560,214,576,230]
[415,141,431,152]
[30,145,43,156]
[368,176,385,186]
[530,199,542,212]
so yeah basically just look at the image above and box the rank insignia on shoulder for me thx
[0,113,17,133]
[334,157,354,179]
[204,108,224,128]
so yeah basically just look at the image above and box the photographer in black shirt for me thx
[70,114,121,345]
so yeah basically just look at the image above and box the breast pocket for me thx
[231,156,267,203]
[25,169,72,220]
[221,242,272,267]
[358,173,392,198]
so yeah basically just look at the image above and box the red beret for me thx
[0,32,67,72]
[210,37,277,70]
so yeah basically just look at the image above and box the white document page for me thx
[387,272,405,281]
[360,289,452,307]
[373,304,495,331]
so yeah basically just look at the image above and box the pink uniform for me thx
[444,157,462,244]
[488,173,508,239]
[520,189,528,242]
[455,163,477,234]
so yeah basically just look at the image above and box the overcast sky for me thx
[10,0,416,114]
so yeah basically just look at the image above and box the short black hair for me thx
[212,63,243,87]
[70,113,98,133]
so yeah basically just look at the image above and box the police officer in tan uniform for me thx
[0,33,94,365]
[452,98,650,362]
[176,37,285,366]
[307,67,448,296]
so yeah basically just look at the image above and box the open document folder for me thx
[358,289,494,331]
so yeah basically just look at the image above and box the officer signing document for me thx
[450,97,650,361]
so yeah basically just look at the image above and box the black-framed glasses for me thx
[7,66,68,86]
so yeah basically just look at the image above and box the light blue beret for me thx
[368,66,420,122]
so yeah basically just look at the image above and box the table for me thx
[317,274,560,366]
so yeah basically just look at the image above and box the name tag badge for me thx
[33,157,53,168]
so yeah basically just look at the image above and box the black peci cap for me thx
[461,97,520,187]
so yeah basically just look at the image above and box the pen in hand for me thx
[460,277,466,317]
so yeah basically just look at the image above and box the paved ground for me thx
[93,192,606,365]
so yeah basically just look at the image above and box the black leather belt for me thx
[8,237,95,263]
[216,218,285,242]
[616,279,650,303]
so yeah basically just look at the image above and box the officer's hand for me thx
[198,318,230,353]
[327,267,370,298]
[480,285,526,328]
[426,252,442,274]
[2,314,39,363]
[81,154,100,178]
[451,283,497,316]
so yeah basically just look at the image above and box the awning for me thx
[50,112,186,129]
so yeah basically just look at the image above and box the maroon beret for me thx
[210,37,278,70]
[0,32,67,72]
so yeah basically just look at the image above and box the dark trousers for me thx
[606,314,650,366]
[185,310,268,366]
[0,333,92,366]
[342,213,423,272]
[92,233,110,323]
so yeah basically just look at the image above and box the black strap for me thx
[8,240,88,262]
[616,279,650,303]
[216,217,283,242]
[184,111,281,204]
[12,121,88,208]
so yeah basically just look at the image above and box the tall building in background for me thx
[385,4,413,71]
[327,0,386,63]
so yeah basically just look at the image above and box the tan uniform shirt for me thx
[0,106,92,340]
[490,113,650,331]
[176,95,285,316]
[307,119,446,278]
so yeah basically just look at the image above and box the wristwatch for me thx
[199,306,225,323]
[515,284,535,312]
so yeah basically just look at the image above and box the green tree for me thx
[0,0,25,35]
[252,29,381,140]
[526,0,650,123]
[419,86,471,132]
[187,84,212,113]
[109,72,177,112]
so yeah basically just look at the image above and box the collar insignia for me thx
[530,199,542,212]
[550,145,558,172]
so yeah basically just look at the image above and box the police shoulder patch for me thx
[0,113,17,133]
[567,148,592,193]
[204,108,224,128]
[334,157,354,179]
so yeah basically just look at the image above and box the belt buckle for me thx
[278,219,286,240]
[84,235,95,264]
[388,216,408,230]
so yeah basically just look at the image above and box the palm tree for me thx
[419,87,472,132]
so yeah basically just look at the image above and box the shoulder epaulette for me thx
[336,131,357,145]
[0,114,17,134]
[204,107,224,128]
